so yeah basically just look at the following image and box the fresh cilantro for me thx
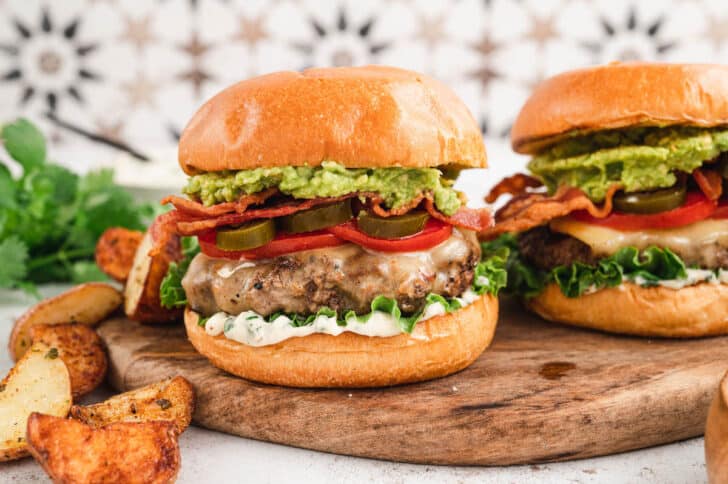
[1,118,46,172]
[0,236,28,288]
[0,118,155,291]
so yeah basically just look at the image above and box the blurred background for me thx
[0,0,727,202]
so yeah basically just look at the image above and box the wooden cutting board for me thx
[97,298,728,466]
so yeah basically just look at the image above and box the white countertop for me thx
[0,286,708,483]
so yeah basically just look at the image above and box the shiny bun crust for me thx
[512,63,728,154]
[184,294,498,388]
[178,65,486,174]
[527,282,728,338]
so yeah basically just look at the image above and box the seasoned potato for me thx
[124,231,182,323]
[0,342,72,462]
[31,324,108,398]
[10,282,122,361]
[95,227,144,283]
[27,413,180,484]
[71,376,194,434]
[706,372,728,484]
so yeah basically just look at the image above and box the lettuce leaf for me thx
[159,237,200,308]
[483,233,690,298]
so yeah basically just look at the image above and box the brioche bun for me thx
[184,294,498,388]
[511,62,728,154]
[178,66,486,175]
[527,282,728,338]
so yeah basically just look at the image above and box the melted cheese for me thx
[550,218,728,256]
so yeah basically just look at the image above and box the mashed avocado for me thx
[528,127,728,201]
[183,161,462,215]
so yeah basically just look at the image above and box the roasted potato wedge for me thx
[27,413,180,484]
[10,282,122,361]
[0,342,72,462]
[71,376,194,434]
[95,227,144,283]
[31,324,108,399]
[706,371,728,484]
[125,231,182,324]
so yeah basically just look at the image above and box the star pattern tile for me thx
[0,0,724,172]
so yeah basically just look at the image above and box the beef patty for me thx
[519,225,728,271]
[183,229,480,317]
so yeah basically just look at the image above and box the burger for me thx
[484,62,728,338]
[152,66,503,387]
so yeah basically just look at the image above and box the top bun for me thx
[178,65,486,174]
[511,62,728,154]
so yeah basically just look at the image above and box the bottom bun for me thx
[527,282,728,338]
[184,294,498,388]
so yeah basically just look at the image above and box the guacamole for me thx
[183,161,462,215]
[528,127,728,201]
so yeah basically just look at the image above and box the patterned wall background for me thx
[1,0,727,199]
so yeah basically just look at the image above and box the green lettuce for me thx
[159,237,200,309]
[528,127,728,202]
[482,233,690,299]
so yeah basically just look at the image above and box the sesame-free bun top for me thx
[178,65,487,174]
[511,62,728,154]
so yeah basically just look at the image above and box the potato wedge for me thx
[706,371,728,484]
[95,227,144,283]
[10,282,122,361]
[27,413,180,484]
[125,231,182,324]
[70,376,194,434]
[31,324,108,399]
[0,342,72,462]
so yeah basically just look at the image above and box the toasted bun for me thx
[527,282,728,338]
[512,62,728,154]
[184,294,498,388]
[179,65,486,174]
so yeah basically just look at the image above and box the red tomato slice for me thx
[199,230,345,260]
[327,218,453,252]
[712,200,728,219]
[570,191,717,231]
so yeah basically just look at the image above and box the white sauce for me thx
[203,288,481,347]
[630,269,728,290]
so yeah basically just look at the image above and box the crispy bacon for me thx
[369,194,426,217]
[693,168,723,201]
[175,194,362,235]
[424,199,493,231]
[481,184,620,239]
[485,173,544,203]
[148,210,182,257]
[161,188,278,217]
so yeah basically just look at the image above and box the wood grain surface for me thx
[97,298,728,466]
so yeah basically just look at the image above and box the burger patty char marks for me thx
[519,225,728,270]
[183,229,480,317]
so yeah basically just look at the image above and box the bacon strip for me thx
[148,210,182,257]
[161,188,278,217]
[481,184,620,238]
[693,168,723,201]
[369,194,426,217]
[485,173,544,203]
[175,194,362,235]
[423,199,493,231]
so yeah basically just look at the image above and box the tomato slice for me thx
[199,230,345,260]
[712,200,728,219]
[570,191,717,231]
[328,218,452,252]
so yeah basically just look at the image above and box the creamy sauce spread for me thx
[630,268,728,290]
[204,289,480,347]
